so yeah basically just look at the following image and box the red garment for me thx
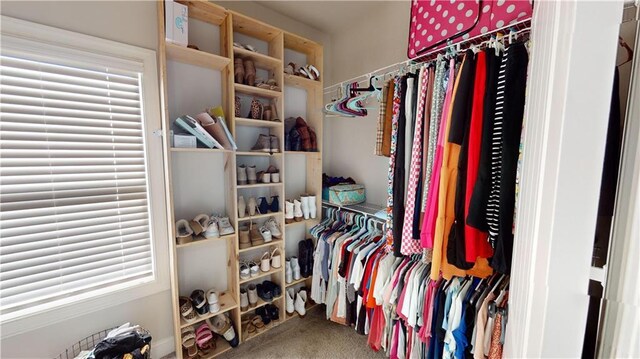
[465,51,494,262]
[367,305,386,351]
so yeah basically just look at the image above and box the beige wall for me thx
[323,1,411,206]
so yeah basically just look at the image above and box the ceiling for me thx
[259,1,394,34]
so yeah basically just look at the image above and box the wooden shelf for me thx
[179,291,237,329]
[237,212,283,221]
[233,47,282,70]
[197,337,233,359]
[285,218,319,228]
[242,317,284,342]
[234,117,283,128]
[239,266,283,284]
[237,182,283,189]
[177,234,236,249]
[236,151,282,157]
[235,83,282,98]
[239,239,283,253]
[284,151,320,156]
[171,147,232,153]
[166,43,230,70]
[240,294,282,315]
[284,74,321,91]
[284,276,310,287]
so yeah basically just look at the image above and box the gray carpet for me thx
[218,305,386,359]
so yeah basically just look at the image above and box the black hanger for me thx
[351,75,381,93]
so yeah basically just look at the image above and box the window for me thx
[0,17,168,331]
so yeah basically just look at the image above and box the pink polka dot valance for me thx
[408,0,532,59]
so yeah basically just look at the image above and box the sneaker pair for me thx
[251,134,280,153]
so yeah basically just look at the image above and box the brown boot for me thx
[262,105,272,121]
[295,117,311,151]
[234,58,245,84]
[244,59,256,86]
[309,127,317,152]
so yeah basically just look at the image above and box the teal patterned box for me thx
[329,184,366,206]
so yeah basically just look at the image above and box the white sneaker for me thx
[203,218,220,238]
[285,200,294,224]
[286,288,295,314]
[259,225,272,242]
[217,216,235,235]
[285,259,292,283]
[293,199,303,222]
[308,195,317,219]
[295,289,307,317]
[291,256,301,280]
[300,195,310,220]
[265,218,282,238]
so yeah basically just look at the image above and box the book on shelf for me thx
[174,115,224,149]
[208,106,237,150]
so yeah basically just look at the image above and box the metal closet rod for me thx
[323,18,531,94]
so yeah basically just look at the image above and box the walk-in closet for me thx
[0,1,638,359]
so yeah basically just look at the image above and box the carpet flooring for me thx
[219,305,386,359]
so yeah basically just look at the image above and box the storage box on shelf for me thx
[159,1,322,356]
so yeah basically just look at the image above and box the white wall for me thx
[323,1,411,206]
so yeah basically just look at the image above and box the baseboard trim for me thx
[152,336,175,358]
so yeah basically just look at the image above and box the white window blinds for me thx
[0,36,155,315]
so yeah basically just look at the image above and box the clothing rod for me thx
[322,202,386,223]
[323,18,531,94]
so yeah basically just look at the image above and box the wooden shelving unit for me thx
[158,1,323,357]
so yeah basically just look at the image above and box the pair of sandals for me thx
[285,62,320,81]
[260,248,282,272]
[181,323,216,358]
[243,315,265,336]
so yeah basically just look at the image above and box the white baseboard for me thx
[152,336,175,358]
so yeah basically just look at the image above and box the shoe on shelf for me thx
[266,165,280,182]
[290,127,302,151]
[247,165,257,184]
[249,98,262,120]
[257,171,271,184]
[190,214,209,236]
[207,314,239,347]
[247,284,258,307]
[295,117,312,151]
[265,218,282,239]
[250,222,264,246]
[294,289,308,317]
[255,306,271,325]
[238,196,247,218]
[251,134,271,153]
[286,288,295,314]
[284,62,296,75]
[285,259,292,284]
[235,96,241,118]
[269,135,280,153]
[244,60,256,87]
[262,104,272,121]
[239,224,251,249]
[301,195,311,220]
[234,58,245,84]
[266,303,280,322]
[191,289,209,317]
[309,127,318,151]
[207,289,220,313]
[270,195,279,213]
[249,260,260,277]
[298,240,310,278]
[240,288,249,311]
[240,262,250,280]
[293,199,303,222]
[259,225,272,243]
[308,195,317,219]
[181,327,198,358]
[216,216,235,235]
[260,252,271,272]
[176,219,194,245]
[285,200,295,224]
[291,256,301,281]
[179,296,198,324]
[256,283,273,303]
[203,217,220,239]
[247,197,258,216]
[258,197,270,214]
[304,238,315,277]
[270,248,282,268]
[237,165,248,185]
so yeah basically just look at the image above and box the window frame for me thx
[0,16,169,338]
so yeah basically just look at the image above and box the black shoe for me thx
[263,280,281,298]
[304,238,314,278]
[298,240,309,278]
[256,306,271,325]
[270,196,280,213]
[257,283,273,302]
[266,304,280,321]
[258,197,270,214]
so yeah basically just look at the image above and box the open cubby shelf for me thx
[159,1,322,357]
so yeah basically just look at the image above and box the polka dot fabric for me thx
[408,0,532,59]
